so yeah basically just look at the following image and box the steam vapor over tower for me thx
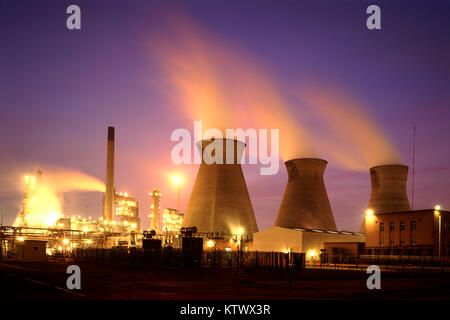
[274,158,337,231]
[182,138,258,235]
[103,126,115,222]
[367,164,411,213]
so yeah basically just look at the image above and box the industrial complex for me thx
[0,126,448,266]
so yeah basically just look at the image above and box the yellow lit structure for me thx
[115,192,140,232]
[162,208,184,232]
[15,169,62,228]
[149,188,161,231]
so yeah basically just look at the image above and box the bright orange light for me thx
[434,205,441,211]
[308,250,317,257]
[237,227,244,235]
[366,209,374,216]
[172,176,182,186]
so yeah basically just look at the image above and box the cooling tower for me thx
[367,164,411,213]
[182,138,258,235]
[274,158,337,231]
[103,126,115,222]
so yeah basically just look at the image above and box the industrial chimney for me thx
[103,126,115,222]
[182,138,258,235]
[274,158,337,231]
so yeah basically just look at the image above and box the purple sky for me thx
[1,0,449,231]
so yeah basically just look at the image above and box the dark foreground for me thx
[1,261,450,300]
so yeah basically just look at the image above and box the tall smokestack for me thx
[149,188,161,231]
[274,158,337,231]
[367,164,411,213]
[182,138,258,235]
[103,126,115,222]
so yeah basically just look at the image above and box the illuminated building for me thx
[162,208,183,232]
[114,192,140,232]
[149,188,161,231]
[365,208,450,256]
[253,226,364,261]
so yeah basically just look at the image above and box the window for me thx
[400,221,406,231]
[390,222,395,232]
[400,240,404,246]
[380,222,384,232]
[389,240,394,246]
[380,240,384,246]
[411,240,416,246]
[411,220,416,230]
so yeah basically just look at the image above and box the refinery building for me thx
[0,126,448,265]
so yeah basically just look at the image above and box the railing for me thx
[71,248,306,269]
[307,254,450,271]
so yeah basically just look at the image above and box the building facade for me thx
[114,192,140,231]
[253,226,364,261]
[365,209,449,256]
[162,208,184,232]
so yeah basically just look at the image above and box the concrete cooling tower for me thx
[182,138,258,235]
[274,158,337,231]
[360,164,411,233]
[367,164,411,213]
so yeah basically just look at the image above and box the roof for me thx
[373,209,449,215]
[281,226,364,236]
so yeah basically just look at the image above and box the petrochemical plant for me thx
[0,126,448,265]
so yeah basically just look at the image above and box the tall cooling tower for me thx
[182,138,258,235]
[360,164,411,233]
[367,164,411,213]
[274,158,337,231]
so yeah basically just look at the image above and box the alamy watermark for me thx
[171,121,280,175]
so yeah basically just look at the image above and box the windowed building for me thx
[365,209,449,256]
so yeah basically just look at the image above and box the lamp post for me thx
[237,227,244,267]
[173,176,182,214]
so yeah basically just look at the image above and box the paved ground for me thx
[1,261,450,300]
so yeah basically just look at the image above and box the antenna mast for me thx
[411,126,416,210]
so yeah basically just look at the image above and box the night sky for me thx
[1,0,449,231]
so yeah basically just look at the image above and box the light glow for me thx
[307,249,317,257]
[172,175,182,186]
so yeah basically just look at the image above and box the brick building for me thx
[365,208,449,256]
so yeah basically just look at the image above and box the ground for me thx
[1,261,450,300]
